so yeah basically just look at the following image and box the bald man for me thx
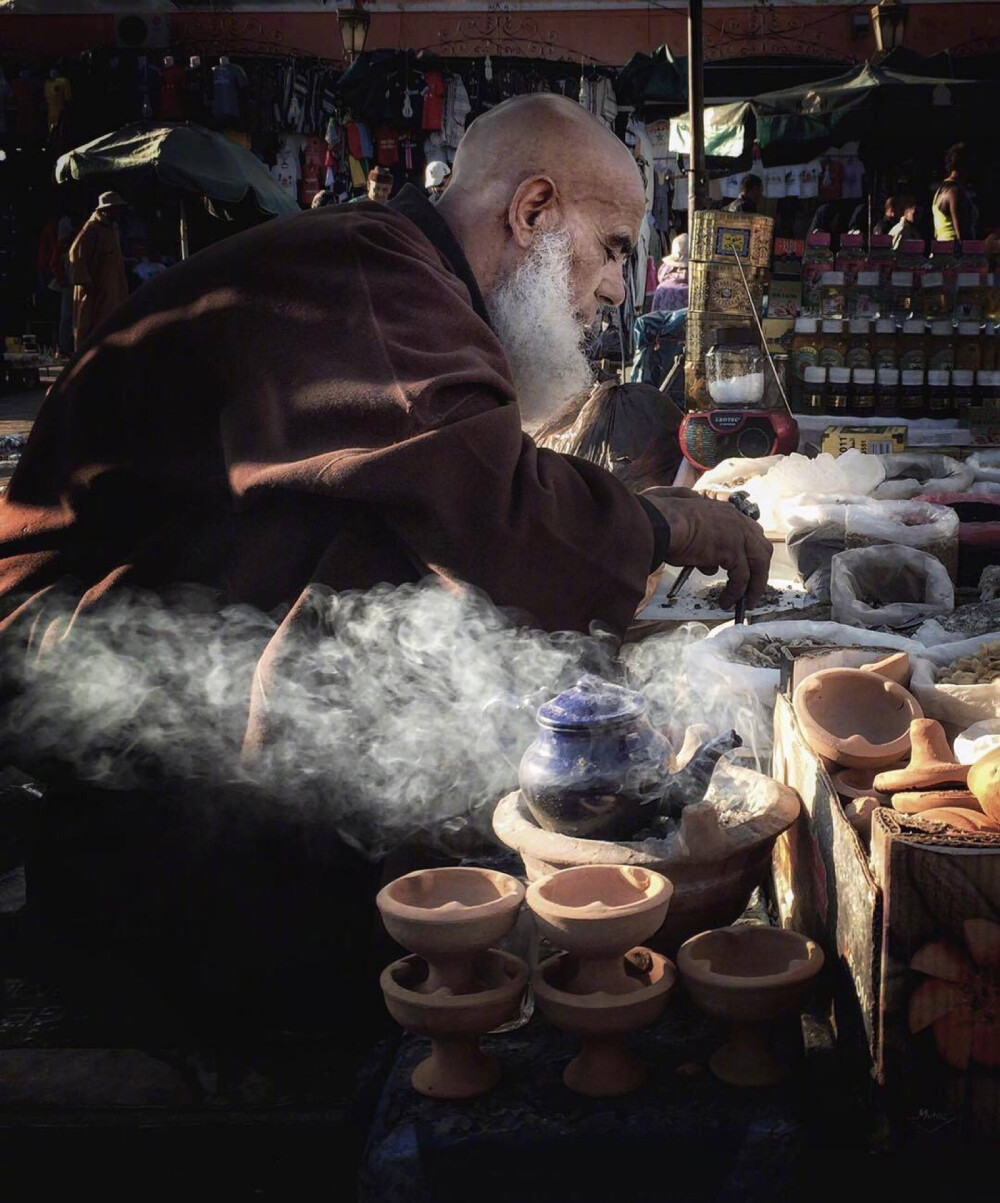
[1,95,767,653]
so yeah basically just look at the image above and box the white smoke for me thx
[0,583,772,858]
[485,229,595,430]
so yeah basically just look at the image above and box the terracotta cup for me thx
[526,865,673,995]
[382,950,528,1098]
[677,925,824,1087]
[970,748,1000,825]
[377,866,525,994]
[533,948,676,1097]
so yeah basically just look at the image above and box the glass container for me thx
[705,328,766,407]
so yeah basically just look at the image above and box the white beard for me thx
[485,230,595,431]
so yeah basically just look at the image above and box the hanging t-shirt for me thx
[44,75,72,129]
[818,159,843,201]
[348,155,366,189]
[842,157,864,200]
[799,161,820,199]
[270,145,301,199]
[764,166,787,199]
[212,61,248,123]
[422,70,445,132]
[375,127,399,167]
[0,73,12,136]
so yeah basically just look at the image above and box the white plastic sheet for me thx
[830,545,955,629]
[910,634,1000,727]
[873,453,974,499]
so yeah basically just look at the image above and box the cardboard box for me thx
[772,687,1000,1138]
[821,425,907,456]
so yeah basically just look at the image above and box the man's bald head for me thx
[437,94,646,324]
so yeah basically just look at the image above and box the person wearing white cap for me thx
[651,231,689,313]
[424,159,451,199]
[67,191,129,350]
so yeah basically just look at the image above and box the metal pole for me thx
[179,196,190,261]
[687,0,707,235]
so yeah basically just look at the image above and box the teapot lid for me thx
[536,676,648,730]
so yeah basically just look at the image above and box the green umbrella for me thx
[56,122,300,257]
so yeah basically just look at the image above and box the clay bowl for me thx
[494,763,800,955]
[831,766,892,801]
[533,948,676,1096]
[677,925,824,1086]
[860,652,911,686]
[381,949,529,1098]
[970,748,1000,825]
[526,865,672,995]
[377,867,525,993]
[793,668,922,770]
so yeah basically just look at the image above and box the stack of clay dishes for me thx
[526,864,676,1097]
[970,747,1000,826]
[830,765,893,841]
[793,666,922,770]
[377,866,528,1098]
[874,718,998,832]
[677,925,825,1087]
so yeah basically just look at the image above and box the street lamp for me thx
[338,1,370,63]
[870,0,909,54]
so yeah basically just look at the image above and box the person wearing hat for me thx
[425,159,451,199]
[651,231,689,312]
[350,167,394,204]
[67,191,129,351]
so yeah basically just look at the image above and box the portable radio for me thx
[679,409,799,471]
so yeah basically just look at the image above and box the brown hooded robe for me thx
[67,211,129,350]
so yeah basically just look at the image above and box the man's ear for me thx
[507,176,560,249]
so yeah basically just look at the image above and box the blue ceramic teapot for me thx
[517,675,668,840]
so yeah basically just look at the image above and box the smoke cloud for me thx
[0,582,769,858]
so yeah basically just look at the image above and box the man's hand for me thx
[641,487,772,610]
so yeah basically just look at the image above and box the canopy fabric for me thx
[55,123,300,218]
[669,102,749,159]
[751,63,980,161]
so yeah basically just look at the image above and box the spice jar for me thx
[924,240,959,317]
[852,367,877,416]
[876,368,900,417]
[851,270,882,320]
[791,317,820,405]
[819,319,847,368]
[872,318,899,370]
[952,369,974,422]
[800,365,827,414]
[955,240,988,321]
[827,366,851,412]
[899,318,928,371]
[869,234,894,289]
[983,324,998,371]
[955,321,983,373]
[846,318,873,369]
[900,368,926,417]
[927,320,955,371]
[802,232,834,316]
[819,271,847,319]
[985,274,1000,324]
[927,369,953,418]
[836,234,866,290]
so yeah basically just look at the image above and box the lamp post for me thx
[338,1,371,64]
[870,0,909,54]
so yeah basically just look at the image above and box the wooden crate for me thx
[771,689,1000,1138]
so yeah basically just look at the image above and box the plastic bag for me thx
[873,453,974,499]
[968,449,1000,485]
[830,545,955,630]
[534,380,682,491]
[693,455,783,500]
[910,634,1000,727]
[782,499,959,596]
[683,619,918,711]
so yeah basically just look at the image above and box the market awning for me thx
[669,102,749,160]
[55,122,300,219]
[750,62,983,164]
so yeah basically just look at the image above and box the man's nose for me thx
[598,262,627,309]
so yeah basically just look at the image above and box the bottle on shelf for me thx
[827,366,851,413]
[899,317,928,371]
[801,232,834,316]
[846,318,873,369]
[852,367,877,416]
[790,317,821,407]
[819,271,847,320]
[801,365,827,414]
[876,367,901,417]
[818,319,847,368]
[955,321,983,373]
[872,318,899,370]
[952,369,974,423]
[869,234,894,290]
[851,269,882,319]
[983,323,999,371]
[955,240,989,322]
[927,319,955,371]
[920,241,957,319]
[926,370,953,418]
[836,233,866,290]
[985,273,1000,325]
[899,369,926,417]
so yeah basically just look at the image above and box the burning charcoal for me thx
[658,730,743,819]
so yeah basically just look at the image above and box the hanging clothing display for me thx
[270,140,301,199]
[442,75,471,147]
[212,59,249,123]
[44,73,72,131]
[422,69,445,132]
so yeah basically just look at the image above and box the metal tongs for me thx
[665,490,762,625]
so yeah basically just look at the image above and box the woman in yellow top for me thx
[933,143,978,243]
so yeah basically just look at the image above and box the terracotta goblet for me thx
[377,866,525,994]
[677,925,824,1087]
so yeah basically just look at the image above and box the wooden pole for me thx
[179,196,190,261]
[687,0,707,234]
